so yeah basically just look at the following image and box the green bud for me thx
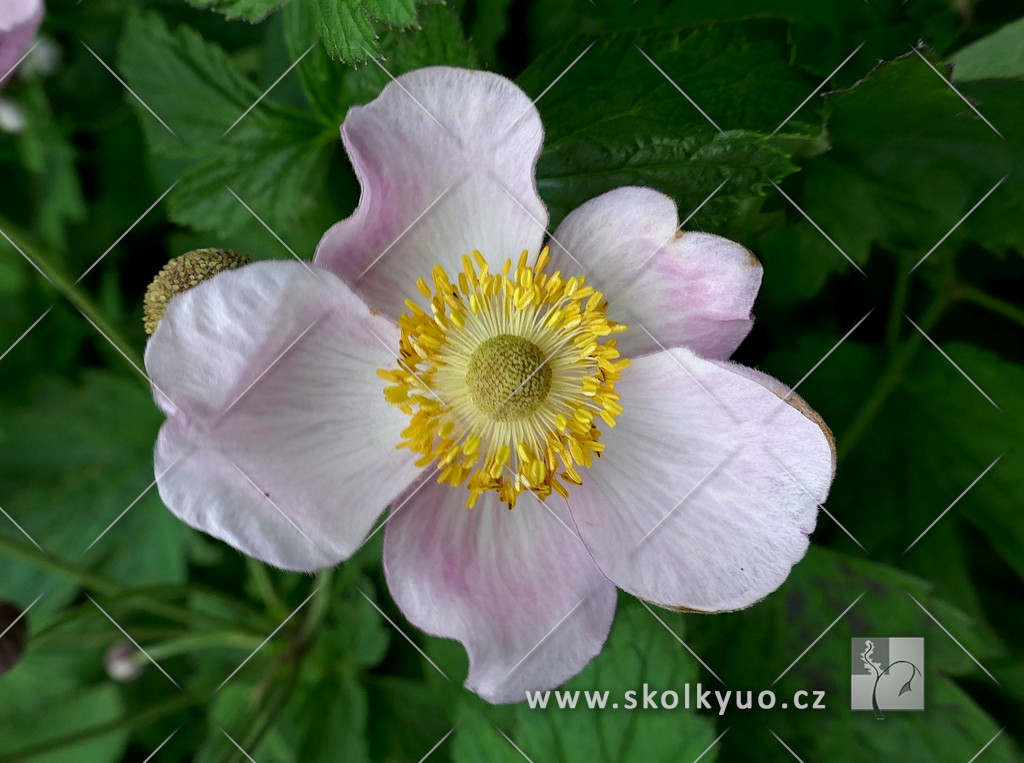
[144,249,252,335]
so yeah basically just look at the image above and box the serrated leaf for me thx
[167,112,331,238]
[538,129,797,229]
[520,24,818,230]
[184,0,290,22]
[284,2,475,125]
[525,0,958,83]
[118,11,263,153]
[341,4,478,106]
[799,52,1019,266]
[119,10,334,242]
[368,0,417,24]
[315,0,418,62]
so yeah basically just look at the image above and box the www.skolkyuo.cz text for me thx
[525,684,828,714]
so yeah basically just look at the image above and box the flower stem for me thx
[210,662,299,763]
[0,532,119,596]
[299,569,334,641]
[238,667,302,759]
[0,533,269,632]
[143,631,265,662]
[35,627,186,645]
[837,293,948,462]
[958,283,1024,328]
[247,557,286,615]
[0,692,199,760]
[884,255,912,349]
[0,214,144,372]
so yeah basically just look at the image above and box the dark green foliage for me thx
[0,0,1021,760]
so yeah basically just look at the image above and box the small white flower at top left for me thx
[0,0,44,89]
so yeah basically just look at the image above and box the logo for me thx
[850,637,924,718]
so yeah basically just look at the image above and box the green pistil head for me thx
[466,334,552,421]
[144,249,252,334]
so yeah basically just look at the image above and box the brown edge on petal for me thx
[722,359,836,469]
[639,594,767,615]
[778,389,837,467]
[740,244,761,270]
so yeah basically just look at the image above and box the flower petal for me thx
[146,261,422,571]
[0,0,42,87]
[547,187,761,359]
[383,481,617,704]
[315,66,548,319]
[567,348,834,612]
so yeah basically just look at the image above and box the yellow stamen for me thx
[380,248,629,508]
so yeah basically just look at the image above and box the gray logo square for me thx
[851,637,924,717]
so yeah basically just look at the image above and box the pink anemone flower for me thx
[145,67,835,704]
[0,0,42,87]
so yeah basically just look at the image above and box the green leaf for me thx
[374,3,477,71]
[452,709,525,763]
[366,676,457,761]
[313,583,391,671]
[890,343,1024,581]
[184,0,290,22]
[118,10,334,245]
[453,599,719,763]
[525,0,960,83]
[689,548,1014,762]
[0,372,191,610]
[775,336,1024,588]
[191,683,260,762]
[14,83,86,252]
[951,16,1024,81]
[468,0,513,66]
[0,601,28,677]
[0,647,127,762]
[315,0,418,62]
[798,51,1017,267]
[283,0,348,122]
[118,11,263,154]
[520,24,818,230]
[168,111,332,239]
[295,673,372,761]
[289,2,478,123]
[952,77,1024,253]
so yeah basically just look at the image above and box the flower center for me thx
[379,248,629,508]
[465,334,552,421]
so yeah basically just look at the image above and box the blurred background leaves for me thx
[0,0,1022,761]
